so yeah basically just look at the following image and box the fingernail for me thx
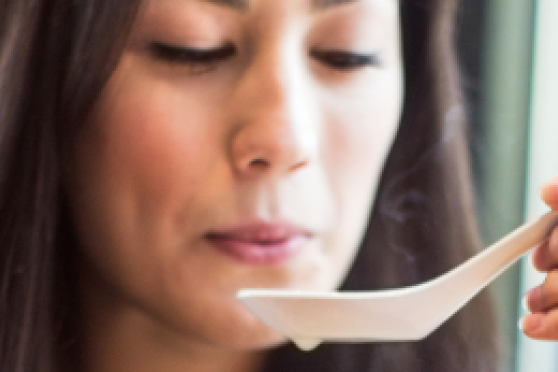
[519,314,543,332]
[524,287,542,312]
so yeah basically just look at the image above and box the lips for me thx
[205,224,311,265]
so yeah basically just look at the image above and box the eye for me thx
[310,49,381,71]
[148,42,236,74]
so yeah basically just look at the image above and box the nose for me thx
[228,46,317,178]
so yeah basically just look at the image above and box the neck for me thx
[79,277,267,372]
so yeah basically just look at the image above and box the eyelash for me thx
[149,42,237,74]
[149,42,379,73]
[309,49,381,70]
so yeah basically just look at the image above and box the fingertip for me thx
[523,286,542,313]
[520,310,558,341]
[529,242,546,272]
[530,238,555,272]
[528,248,537,267]
[519,313,543,334]
[540,176,558,209]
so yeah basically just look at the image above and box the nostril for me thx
[289,160,308,172]
[248,158,270,168]
[246,158,308,173]
[231,123,312,174]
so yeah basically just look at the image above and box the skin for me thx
[65,0,402,371]
[522,175,558,340]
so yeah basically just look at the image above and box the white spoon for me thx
[238,211,558,351]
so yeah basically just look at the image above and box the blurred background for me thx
[457,0,558,371]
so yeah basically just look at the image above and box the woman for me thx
[0,0,501,371]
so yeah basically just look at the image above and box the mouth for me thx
[205,223,311,265]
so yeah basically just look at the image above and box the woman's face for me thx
[67,0,402,351]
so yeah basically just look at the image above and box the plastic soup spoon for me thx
[238,211,558,351]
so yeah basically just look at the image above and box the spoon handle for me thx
[426,211,558,311]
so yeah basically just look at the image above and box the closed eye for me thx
[148,42,236,74]
[310,49,381,71]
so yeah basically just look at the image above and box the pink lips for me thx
[205,224,310,265]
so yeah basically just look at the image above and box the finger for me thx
[531,226,558,272]
[531,240,550,272]
[520,308,558,341]
[524,271,558,312]
[540,175,558,210]
[524,286,543,313]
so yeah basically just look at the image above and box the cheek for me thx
[75,69,219,226]
[322,73,402,256]
[65,64,223,296]
[326,75,402,197]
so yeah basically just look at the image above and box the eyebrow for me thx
[201,0,360,12]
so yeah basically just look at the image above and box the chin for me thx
[223,308,290,351]
[206,326,288,352]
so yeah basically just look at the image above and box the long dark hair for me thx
[265,1,499,371]
[0,0,498,371]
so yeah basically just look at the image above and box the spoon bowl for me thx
[238,211,558,350]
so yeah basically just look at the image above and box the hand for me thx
[520,176,558,340]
